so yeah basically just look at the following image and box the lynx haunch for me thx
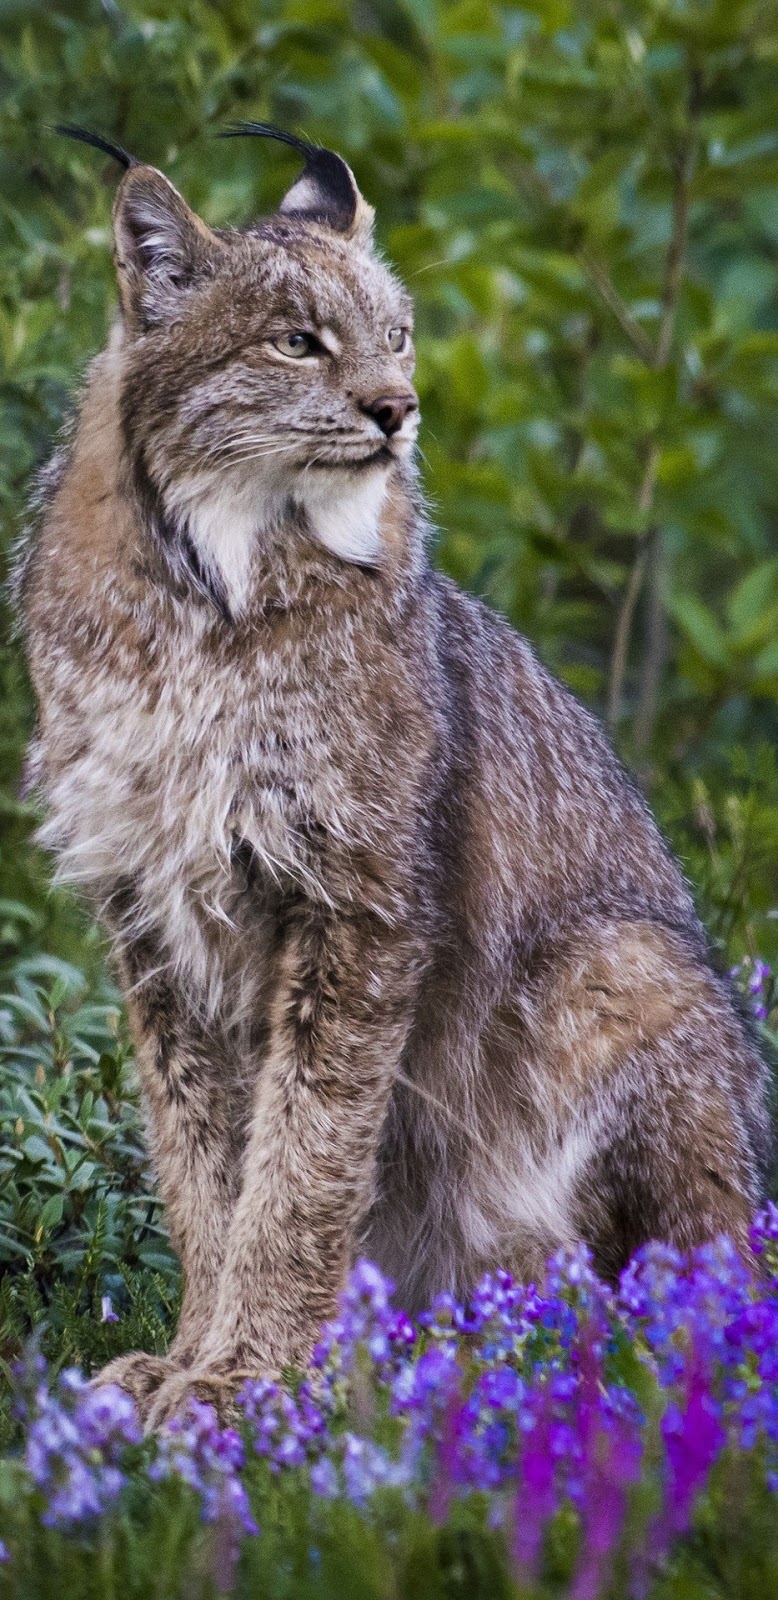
[17,124,770,1427]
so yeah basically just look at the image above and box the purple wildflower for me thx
[238,1377,326,1472]
[731,956,773,1022]
[427,1389,463,1524]
[313,1258,402,1383]
[310,1455,339,1499]
[443,1366,526,1496]
[150,1400,258,1592]
[392,1343,460,1485]
[22,1368,140,1528]
[654,1334,725,1565]
[10,1232,778,1569]
[570,1333,642,1600]
[151,1399,257,1530]
[512,1379,559,1584]
[386,1308,416,1349]
[751,1201,778,1281]
[100,1295,119,1324]
[340,1434,408,1503]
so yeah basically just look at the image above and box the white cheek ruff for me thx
[165,476,268,615]
[295,465,389,566]
[163,456,391,604]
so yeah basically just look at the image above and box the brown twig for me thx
[605,65,701,732]
[606,446,659,730]
[634,530,668,753]
[655,73,701,369]
[579,248,655,365]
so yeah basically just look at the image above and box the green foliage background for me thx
[0,0,777,1392]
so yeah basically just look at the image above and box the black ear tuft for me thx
[219,121,362,235]
[54,124,137,170]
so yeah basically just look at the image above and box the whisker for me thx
[201,430,370,462]
[300,448,327,487]
[409,257,452,277]
[393,1070,494,1157]
[207,442,302,464]
[200,437,297,462]
[200,430,296,448]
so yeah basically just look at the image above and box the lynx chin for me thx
[16,122,770,1427]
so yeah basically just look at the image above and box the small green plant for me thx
[0,964,179,1448]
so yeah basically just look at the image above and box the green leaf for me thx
[753,639,778,678]
[38,1193,64,1234]
[727,559,778,638]
[667,595,729,669]
[20,1135,53,1165]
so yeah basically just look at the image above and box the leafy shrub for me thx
[0,965,179,1450]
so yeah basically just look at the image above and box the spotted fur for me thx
[17,131,771,1421]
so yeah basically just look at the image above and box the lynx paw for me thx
[143,1364,260,1434]
[91,1352,179,1417]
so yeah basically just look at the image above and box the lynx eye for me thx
[388,327,408,354]
[273,332,318,359]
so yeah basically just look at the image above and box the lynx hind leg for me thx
[543,920,770,1280]
[576,1070,758,1285]
[509,921,765,1280]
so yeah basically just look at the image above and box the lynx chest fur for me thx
[28,477,432,1024]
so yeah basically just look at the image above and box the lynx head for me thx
[66,125,419,613]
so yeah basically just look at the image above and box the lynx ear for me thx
[220,122,375,245]
[54,127,220,332]
[113,166,220,331]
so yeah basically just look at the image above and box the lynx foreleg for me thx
[149,903,419,1410]
[94,989,239,1411]
[103,933,241,1394]
[128,1002,239,1364]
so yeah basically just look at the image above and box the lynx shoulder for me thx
[17,124,771,1421]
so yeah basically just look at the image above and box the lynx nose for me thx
[363,393,418,437]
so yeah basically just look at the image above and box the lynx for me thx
[17,124,770,1427]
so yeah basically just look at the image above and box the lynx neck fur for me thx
[17,123,770,1427]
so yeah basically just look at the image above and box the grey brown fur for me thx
[16,129,770,1424]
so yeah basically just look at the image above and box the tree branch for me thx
[656,64,702,363]
[634,529,668,754]
[606,64,701,734]
[606,445,659,730]
[654,128,696,370]
[579,248,655,365]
